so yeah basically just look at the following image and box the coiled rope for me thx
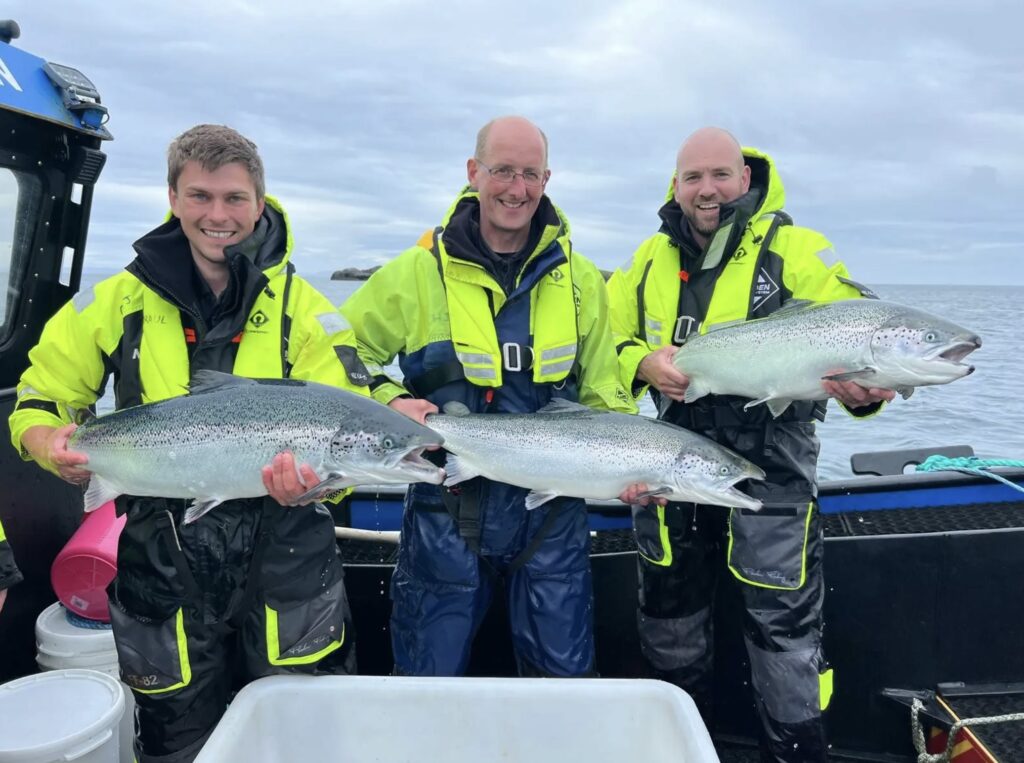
[915,455,1024,494]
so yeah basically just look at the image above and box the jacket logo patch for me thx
[549,269,564,282]
[752,268,780,311]
[249,310,270,328]
[732,247,747,261]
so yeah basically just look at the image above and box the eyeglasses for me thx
[475,160,548,188]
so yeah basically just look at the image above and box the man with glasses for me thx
[341,115,635,677]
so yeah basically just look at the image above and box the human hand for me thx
[21,424,92,485]
[262,451,321,506]
[388,397,439,426]
[618,482,668,507]
[637,346,690,402]
[822,379,896,409]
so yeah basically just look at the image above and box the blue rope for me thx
[915,455,1024,494]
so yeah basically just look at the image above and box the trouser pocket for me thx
[109,600,192,694]
[263,574,349,666]
[632,503,672,566]
[727,501,813,590]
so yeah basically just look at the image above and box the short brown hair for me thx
[167,124,265,199]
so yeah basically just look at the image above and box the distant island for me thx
[331,266,381,281]
[332,266,615,281]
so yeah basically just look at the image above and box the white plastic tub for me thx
[0,669,124,763]
[196,675,719,762]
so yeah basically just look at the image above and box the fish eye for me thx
[719,465,730,475]
[382,436,395,449]
[924,331,937,342]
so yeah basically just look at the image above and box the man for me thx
[608,127,895,762]
[0,517,21,615]
[9,124,367,762]
[341,116,635,677]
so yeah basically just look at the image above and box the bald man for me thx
[608,127,893,762]
[342,116,635,677]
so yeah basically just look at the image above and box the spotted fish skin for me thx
[672,299,982,418]
[69,371,444,522]
[426,400,764,510]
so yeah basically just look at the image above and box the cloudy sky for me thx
[6,0,1022,285]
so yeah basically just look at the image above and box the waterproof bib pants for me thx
[635,420,830,763]
[109,498,355,762]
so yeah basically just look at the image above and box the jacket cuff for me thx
[840,399,886,419]
[371,381,411,406]
[617,344,652,402]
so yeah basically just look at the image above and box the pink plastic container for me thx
[51,501,125,622]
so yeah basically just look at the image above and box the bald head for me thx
[676,127,744,176]
[475,116,549,168]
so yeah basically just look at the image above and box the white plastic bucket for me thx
[0,669,124,763]
[34,603,135,763]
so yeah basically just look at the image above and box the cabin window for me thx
[0,168,42,342]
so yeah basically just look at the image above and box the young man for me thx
[341,116,635,677]
[608,127,895,763]
[10,125,367,762]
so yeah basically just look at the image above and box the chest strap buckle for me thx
[502,342,533,372]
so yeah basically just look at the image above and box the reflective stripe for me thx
[265,606,346,666]
[456,351,492,366]
[635,504,672,567]
[540,343,576,361]
[820,667,834,711]
[463,366,497,380]
[132,609,192,695]
[539,358,574,376]
[72,287,96,313]
[645,318,662,333]
[316,311,349,336]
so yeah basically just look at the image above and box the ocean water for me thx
[78,270,1021,481]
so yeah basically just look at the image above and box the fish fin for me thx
[525,490,559,510]
[682,379,710,405]
[898,386,915,400]
[770,298,817,317]
[441,401,472,416]
[83,477,121,513]
[183,498,224,525]
[292,473,353,504]
[635,486,671,500]
[766,398,795,418]
[187,370,258,395]
[743,396,795,418]
[821,368,877,382]
[443,454,481,486]
[701,318,746,333]
[536,399,592,415]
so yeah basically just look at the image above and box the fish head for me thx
[664,445,765,510]
[870,308,982,386]
[326,413,445,486]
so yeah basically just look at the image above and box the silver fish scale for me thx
[69,378,440,505]
[674,299,978,408]
[427,407,763,508]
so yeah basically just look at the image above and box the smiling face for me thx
[168,160,265,270]
[466,117,549,253]
[674,128,751,248]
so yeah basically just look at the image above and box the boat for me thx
[2,21,1023,761]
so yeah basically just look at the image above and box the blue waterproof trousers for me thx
[390,482,594,677]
